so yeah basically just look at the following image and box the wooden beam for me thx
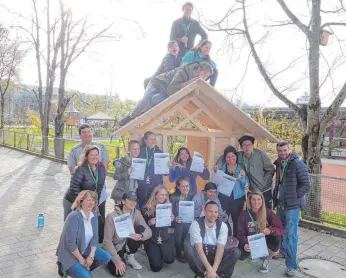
[190,117,208,132]
[173,108,203,130]
[113,81,197,137]
[132,128,231,137]
[162,134,168,152]
[209,137,216,169]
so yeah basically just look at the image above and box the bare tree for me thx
[54,1,114,159]
[201,0,346,219]
[0,25,26,129]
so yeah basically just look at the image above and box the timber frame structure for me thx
[113,79,277,170]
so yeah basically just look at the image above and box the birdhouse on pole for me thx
[320,29,333,46]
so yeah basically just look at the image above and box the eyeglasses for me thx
[242,143,253,148]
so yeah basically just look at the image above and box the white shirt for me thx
[81,210,95,253]
[189,219,228,246]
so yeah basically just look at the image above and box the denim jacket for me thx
[219,163,248,200]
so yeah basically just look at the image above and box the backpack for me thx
[197,216,222,242]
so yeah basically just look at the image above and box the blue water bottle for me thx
[38,213,44,228]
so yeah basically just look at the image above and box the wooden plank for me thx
[190,117,208,132]
[112,81,197,138]
[162,134,168,152]
[173,108,203,131]
[209,137,216,169]
[132,128,231,137]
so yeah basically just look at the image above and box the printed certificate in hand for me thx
[247,233,269,260]
[113,213,135,238]
[190,152,204,173]
[211,170,224,186]
[130,158,147,180]
[99,187,110,205]
[156,203,172,228]
[217,173,237,197]
[154,153,170,175]
[179,201,194,223]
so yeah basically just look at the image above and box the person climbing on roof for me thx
[144,40,181,88]
[170,1,208,60]
[181,39,218,87]
[117,62,213,127]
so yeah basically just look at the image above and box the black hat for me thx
[122,192,137,201]
[238,135,255,145]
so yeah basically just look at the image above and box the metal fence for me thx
[0,130,126,172]
[302,174,346,228]
[1,130,345,230]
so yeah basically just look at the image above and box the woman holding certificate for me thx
[137,131,165,209]
[169,177,194,263]
[103,192,152,277]
[214,146,248,236]
[237,190,284,274]
[142,185,175,272]
[111,140,141,205]
[169,147,210,195]
[57,190,111,278]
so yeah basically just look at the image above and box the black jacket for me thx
[170,17,208,58]
[273,152,310,210]
[154,53,181,76]
[65,162,106,203]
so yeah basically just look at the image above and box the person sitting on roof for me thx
[180,39,218,87]
[118,61,213,127]
[144,40,181,88]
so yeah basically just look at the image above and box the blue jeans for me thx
[277,207,299,270]
[66,247,111,278]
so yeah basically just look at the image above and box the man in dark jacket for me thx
[118,61,213,126]
[144,40,181,88]
[170,2,208,60]
[273,141,310,277]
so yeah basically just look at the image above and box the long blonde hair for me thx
[247,191,267,232]
[145,185,169,217]
[71,190,98,211]
[77,145,100,167]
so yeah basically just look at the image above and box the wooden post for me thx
[26,134,30,151]
[209,137,216,169]
[13,132,16,148]
[162,134,168,152]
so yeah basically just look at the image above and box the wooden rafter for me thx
[174,108,203,130]
[132,128,231,137]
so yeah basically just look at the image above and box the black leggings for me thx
[144,237,175,272]
[107,238,141,277]
[174,222,191,256]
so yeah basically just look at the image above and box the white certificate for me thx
[99,187,110,205]
[247,233,269,260]
[156,203,172,228]
[190,152,204,173]
[211,170,224,185]
[154,153,170,175]
[113,213,135,238]
[130,158,147,180]
[179,201,194,223]
[217,173,237,197]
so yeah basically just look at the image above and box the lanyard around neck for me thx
[145,147,155,167]
[87,164,99,186]
[279,161,288,184]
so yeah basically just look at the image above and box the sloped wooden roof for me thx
[113,79,277,142]
[87,112,113,121]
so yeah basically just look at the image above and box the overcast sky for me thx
[1,0,346,108]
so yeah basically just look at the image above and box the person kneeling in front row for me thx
[103,192,152,277]
[56,190,111,278]
[237,190,284,274]
[185,201,240,278]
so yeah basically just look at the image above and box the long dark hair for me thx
[174,176,190,194]
[192,39,212,60]
[174,147,192,164]
[223,145,238,164]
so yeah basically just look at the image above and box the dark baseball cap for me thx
[122,192,137,201]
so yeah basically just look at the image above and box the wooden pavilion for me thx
[113,79,277,190]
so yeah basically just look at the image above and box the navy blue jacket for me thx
[154,53,181,76]
[273,152,310,210]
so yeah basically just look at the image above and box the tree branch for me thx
[276,0,310,36]
[321,22,346,29]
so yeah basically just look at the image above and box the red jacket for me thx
[237,208,284,246]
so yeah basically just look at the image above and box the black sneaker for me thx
[118,114,133,126]
[57,261,63,277]
[176,253,187,263]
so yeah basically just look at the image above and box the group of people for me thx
[118,1,218,127]
[56,123,310,278]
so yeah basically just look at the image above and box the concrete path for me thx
[0,147,346,278]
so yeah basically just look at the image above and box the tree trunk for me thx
[54,85,66,159]
[303,0,322,221]
[0,93,4,129]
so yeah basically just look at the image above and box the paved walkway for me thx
[0,147,346,278]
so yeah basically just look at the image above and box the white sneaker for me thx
[126,254,142,270]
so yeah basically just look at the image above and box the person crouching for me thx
[185,201,240,278]
[103,192,152,277]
